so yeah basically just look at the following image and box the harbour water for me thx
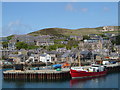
[1,69,120,88]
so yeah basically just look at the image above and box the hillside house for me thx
[84,39,112,50]
[88,34,102,39]
[60,50,78,63]
[80,50,93,60]
[40,53,51,63]
[70,35,83,41]
[60,41,68,44]
[101,26,115,32]
[10,35,36,45]
[36,39,54,46]
[45,51,57,62]
[26,54,40,63]
[8,42,16,50]
[9,54,25,64]
[56,48,67,53]
[61,50,71,62]
[0,50,14,59]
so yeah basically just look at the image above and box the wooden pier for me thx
[3,69,71,80]
[105,63,120,73]
[3,62,120,80]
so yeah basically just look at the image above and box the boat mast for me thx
[92,50,95,64]
[78,53,81,66]
[99,38,103,65]
[77,47,81,66]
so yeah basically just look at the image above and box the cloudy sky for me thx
[2,2,118,37]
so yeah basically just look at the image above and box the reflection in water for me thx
[2,69,119,88]
[70,75,107,88]
[3,79,70,88]
[0,69,2,89]
[4,79,24,88]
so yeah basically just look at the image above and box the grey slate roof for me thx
[61,50,71,58]
[9,54,24,57]
[80,50,91,55]
[45,51,57,54]
[40,54,47,57]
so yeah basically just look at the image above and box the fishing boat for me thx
[70,64,107,79]
[70,47,107,79]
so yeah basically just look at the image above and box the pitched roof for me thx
[61,50,71,58]
[80,50,91,55]
[9,54,23,57]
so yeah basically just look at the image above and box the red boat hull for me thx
[70,69,107,78]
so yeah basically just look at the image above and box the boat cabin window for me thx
[93,68,95,72]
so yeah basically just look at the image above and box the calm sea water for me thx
[1,69,120,88]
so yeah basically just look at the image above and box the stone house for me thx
[80,50,93,60]
[70,35,83,41]
[45,51,58,62]
[0,50,14,59]
[8,42,16,50]
[83,39,112,50]
[60,41,68,44]
[9,54,25,64]
[10,35,36,45]
[36,39,54,46]
[26,54,40,63]
[61,50,71,62]
[56,48,67,53]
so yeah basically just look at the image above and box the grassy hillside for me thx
[28,27,104,36]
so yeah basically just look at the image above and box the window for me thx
[35,59,38,62]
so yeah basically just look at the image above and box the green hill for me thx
[28,27,104,36]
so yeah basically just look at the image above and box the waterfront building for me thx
[45,51,58,62]
[27,54,40,63]
[0,50,13,59]
[9,54,25,64]
[40,53,52,63]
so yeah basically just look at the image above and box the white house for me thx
[40,53,51,63]
[101,26,115,32]
[56,48,67,52]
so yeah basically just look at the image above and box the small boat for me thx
[70,64,107,79]
[52,64,62,69]
[62,62,70,68]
